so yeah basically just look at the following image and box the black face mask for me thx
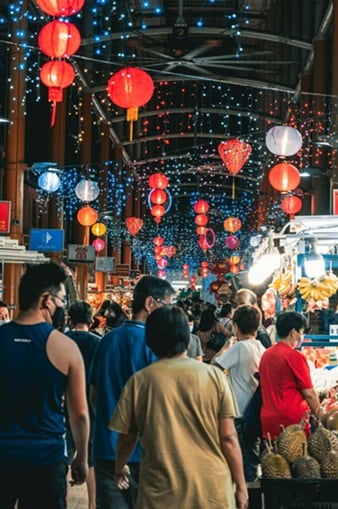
[52,306,66,331]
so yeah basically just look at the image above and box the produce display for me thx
[297,272,338,301]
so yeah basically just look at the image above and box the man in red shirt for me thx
[259,311,320,439]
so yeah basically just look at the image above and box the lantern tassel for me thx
[51,100,57,127]
[127,107,139,142]
[232,176,235,199]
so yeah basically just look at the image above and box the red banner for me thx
[0,201,11,233]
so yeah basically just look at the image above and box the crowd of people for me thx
[0,261,322,509]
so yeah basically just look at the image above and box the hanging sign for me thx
[68,244,95,262]
[29,228,64,252]
[0,201,11,233]
[95,257,115,273]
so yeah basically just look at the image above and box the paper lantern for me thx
[230,265,240,274]
[196,226,207,235]
[157,258,168,269]
[223,217,242,233]
[40,60,75,126]
[198,235,209,250]
[38,171,61,192]
[201,261,209,268]
[150,205,165,222]
[218,139,252,198]
[157,269,167,279]
[91,223,107,236]
[281,195,303,217]
[266,126,302,157]
[225,235,240,250]
[77,205,98,226]
[36,0,85,16]
[92,238,105,252]
[154,246,163,255]
[149,188,167,205]
[125,217,143,236]
[194,214,208,226]
[153,236,164,246]
[193,199,209,214]
[269,163,301,192]
[166,246,176,258]
[183,264,189,270]
[148,173,169,189]
[38,21,81,58]
[107,67,154,140]
[229,255,240,265]
[75,179,100,202]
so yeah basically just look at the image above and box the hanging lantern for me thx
[148,173,169,189]
[223,217,242,233]
[40,60,75,127]
[266,125,303,157]
[107,67,154,141]
[154,254,162,261]
[194,213,208,226]
[225,235,240,250]
[201,261,209,268]
[157,269,167,279]
[157,258,168,269]
[154,246,163,256]
[166,246,176,258]
[125,217,144,236]
[149,188,168,205]
[36,0,85,16]
[230,265,240,274]
[218,139,252,198]
[193,199,209,214]
[38,171,61,192]
[198,235,209,251]
[77,205,98,226]
[91,222,107,236]
[92,238,106,252]
[229,255,240,265]
[281,195,303,217]
[150,205,165,219]
[269,162,301,192]
[75,179,100,202]
[153,236,165,246]
[38,21,81,59]
[196,226,207,235]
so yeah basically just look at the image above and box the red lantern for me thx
[230,265,240,274]
[150,205,165,221]
[157,258,168,269]
[125,217,144,236]
[218,139,252,198]
[193,199,209,214]
[154,246,163,255]
[198,235,209,251]
[224,217,242,233]
[77,205,98,226]
[92,238,106,252]
[269,163,301,192]
[201,261,209,268]
[150,189,167,205]
[225,235,240,250]
[40,60,75,126]
[194,214,208,226]
[36,0,85,16]
[183,263,189,270]
[166,246,176,258]
[281,195,303,217]
[107,67,154,141]
[148,173,169,189]
[153,236,165,246]
[38,21,81,59]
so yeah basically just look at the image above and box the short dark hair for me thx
[68,301,93,325]
[19,261,67,311]
[276,311,307,339]
[146,306,190,357]
[197,308,217,332]
[233,304,261,335]
[132,275,175,314]
[219,302,233,318]
[0,300,8,309]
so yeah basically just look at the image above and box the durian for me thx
[277,421,307,463]
[291,442,321,479]
[261,434,291,479]
[321,447,338,478]
[308,425,338,463]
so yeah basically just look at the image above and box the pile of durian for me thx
[261,421,338,479]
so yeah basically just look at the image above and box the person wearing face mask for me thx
[259,311,321,440]
[0,300,10,324]
[0,261,89,508]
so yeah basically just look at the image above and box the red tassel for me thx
[51,101,56,127]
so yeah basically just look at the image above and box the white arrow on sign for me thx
[45,232,52,244]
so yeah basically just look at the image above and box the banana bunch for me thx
[297,272,338,301]
[270,269,296,298]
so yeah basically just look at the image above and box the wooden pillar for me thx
[75,92,92,300]
[3,8,27,316]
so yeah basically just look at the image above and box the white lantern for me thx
[38,171,61,192]
[265,126,303,157]
[75,179,100,202]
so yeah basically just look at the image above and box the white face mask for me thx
[189,324,194,332]
[0,319,10,325]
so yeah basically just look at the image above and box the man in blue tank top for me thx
[0,261,90,509]
[90,275,175,509]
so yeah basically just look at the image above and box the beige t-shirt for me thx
[110,357,238,509]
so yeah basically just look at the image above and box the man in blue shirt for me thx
[90,275,175,509]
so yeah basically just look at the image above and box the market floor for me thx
[67,479,89,509]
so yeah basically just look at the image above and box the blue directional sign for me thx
[29,228,64,252]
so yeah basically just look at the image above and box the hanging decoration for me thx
[91,222,107,236]
[217,139,252,198]
[265,125,303,157]
[194,214,208,226]
[92,238,106,252]
[149,188,168,205]
[281,195,303,218]
[107,67,154,141]
[193,199,209,214]
[38,21,81,59]
[75,179,100,202]
[148,172,171,225]
[40,60,75,127]
[153,236,165,246]
[183,263,189,279]
[223,216,242,233]
[148,173,169,189]
[150,204,165,223]
[77,205,99,226]
[36,0,85,16]
[125,217,144,236]
[225,235,240,250]
[269,162,301,192]
[201,260,209,278]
